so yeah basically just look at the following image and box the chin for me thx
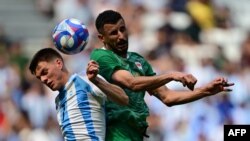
[49,86,57,91]
[122,48,128,54]
[119,47,128,53]
[49,87,54,91]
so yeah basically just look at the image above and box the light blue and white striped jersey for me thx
[55,73,107,141]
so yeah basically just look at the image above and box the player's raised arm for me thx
[87,60,129,106]
[148,77,234,107]
[111,70,197,91]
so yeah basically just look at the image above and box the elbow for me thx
[130,85,139,91]
[127,81,141,91]
[162,97,174,107]
[122,77,142,91]
[164,101,173,107]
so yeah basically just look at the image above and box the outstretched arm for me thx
[149,77,234,107]
[112,70,197,91]
[87,60,129,106]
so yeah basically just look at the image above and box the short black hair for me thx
[29,48,63,74]
[95,10,124,33]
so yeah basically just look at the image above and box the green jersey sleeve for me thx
[90,49,127,82]
[143,59,156,76]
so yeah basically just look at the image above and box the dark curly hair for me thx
[29,48,63,74]
[95,10,124,34]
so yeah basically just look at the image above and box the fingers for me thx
[183,74,197,91]
[213,77,234,92]
[88,65,99,73]
[87,60,99,75]
[187,84,195,91]
[221,82,234,92]
[88,60,99,69]
[88,60,99,67]
[87,65,99,74]
[223,88,233,92]
[224,82,234,87]
[215,77,234,87]
[88,60,98,64]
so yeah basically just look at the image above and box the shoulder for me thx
[90,48,113,58]
[90,48,122,64]
[129,52,145,59]
[79,74,107,98]
[77,74,106,90]
[71,74,93,90]
[91,48,106,53]
[128,52,148,63]
[77,74,89,83]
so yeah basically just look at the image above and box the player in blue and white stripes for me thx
[29,48,128,141]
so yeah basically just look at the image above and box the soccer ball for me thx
[52,18,89,55]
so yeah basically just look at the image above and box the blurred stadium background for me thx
[0,0,250,141]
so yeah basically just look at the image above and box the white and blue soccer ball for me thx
[52,18,89,55]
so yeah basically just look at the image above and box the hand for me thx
[172,72,197,90]
[203,77,234,96]
[86,60,99,81]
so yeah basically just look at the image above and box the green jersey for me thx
[90,48,156,141]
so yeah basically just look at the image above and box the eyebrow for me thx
[104,25,117,34]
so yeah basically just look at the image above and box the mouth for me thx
[117,43,128,49]
[47,81,53,88]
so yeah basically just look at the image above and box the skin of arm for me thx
[111,65,233,106]
[111,69,197,91]
[87,60,129,106]
[148,77,234,107]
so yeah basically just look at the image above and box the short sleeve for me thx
[91,75,108,99]
[81,75,107,100]
[90,49,126,82]
[144,59,156,76]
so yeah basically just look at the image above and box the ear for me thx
[97,33,105,43]
[55,58,63,69]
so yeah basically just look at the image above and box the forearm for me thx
[154,77,234,106]
[122,73,173,91]
[154,86,211,107]
[113,70,196,92]
[91,76,128,105]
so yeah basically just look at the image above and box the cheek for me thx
[48,69,60,80]
[109,38,118,46]
[106,36,118,42]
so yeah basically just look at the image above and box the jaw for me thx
[108,43,128,57]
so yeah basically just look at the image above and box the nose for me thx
[118,30,126,40]
[41,75,48,84]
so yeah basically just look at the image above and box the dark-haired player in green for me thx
[91,10,234,141]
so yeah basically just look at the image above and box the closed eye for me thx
[110,30,118,36]
[36,69,48,80]
[41,69,48,76]
[120,26,126,33]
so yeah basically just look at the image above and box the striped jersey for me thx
[55,73,107,141]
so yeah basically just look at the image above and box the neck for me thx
[103,46,127,58]
[119,53,127,58]
[62,69,70,85]
[58,71,71,91]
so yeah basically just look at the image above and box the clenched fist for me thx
[202,77,234,96]
[172,72,197,90]
[86,60,99,81]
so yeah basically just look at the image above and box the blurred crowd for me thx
[1,0,250,141]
